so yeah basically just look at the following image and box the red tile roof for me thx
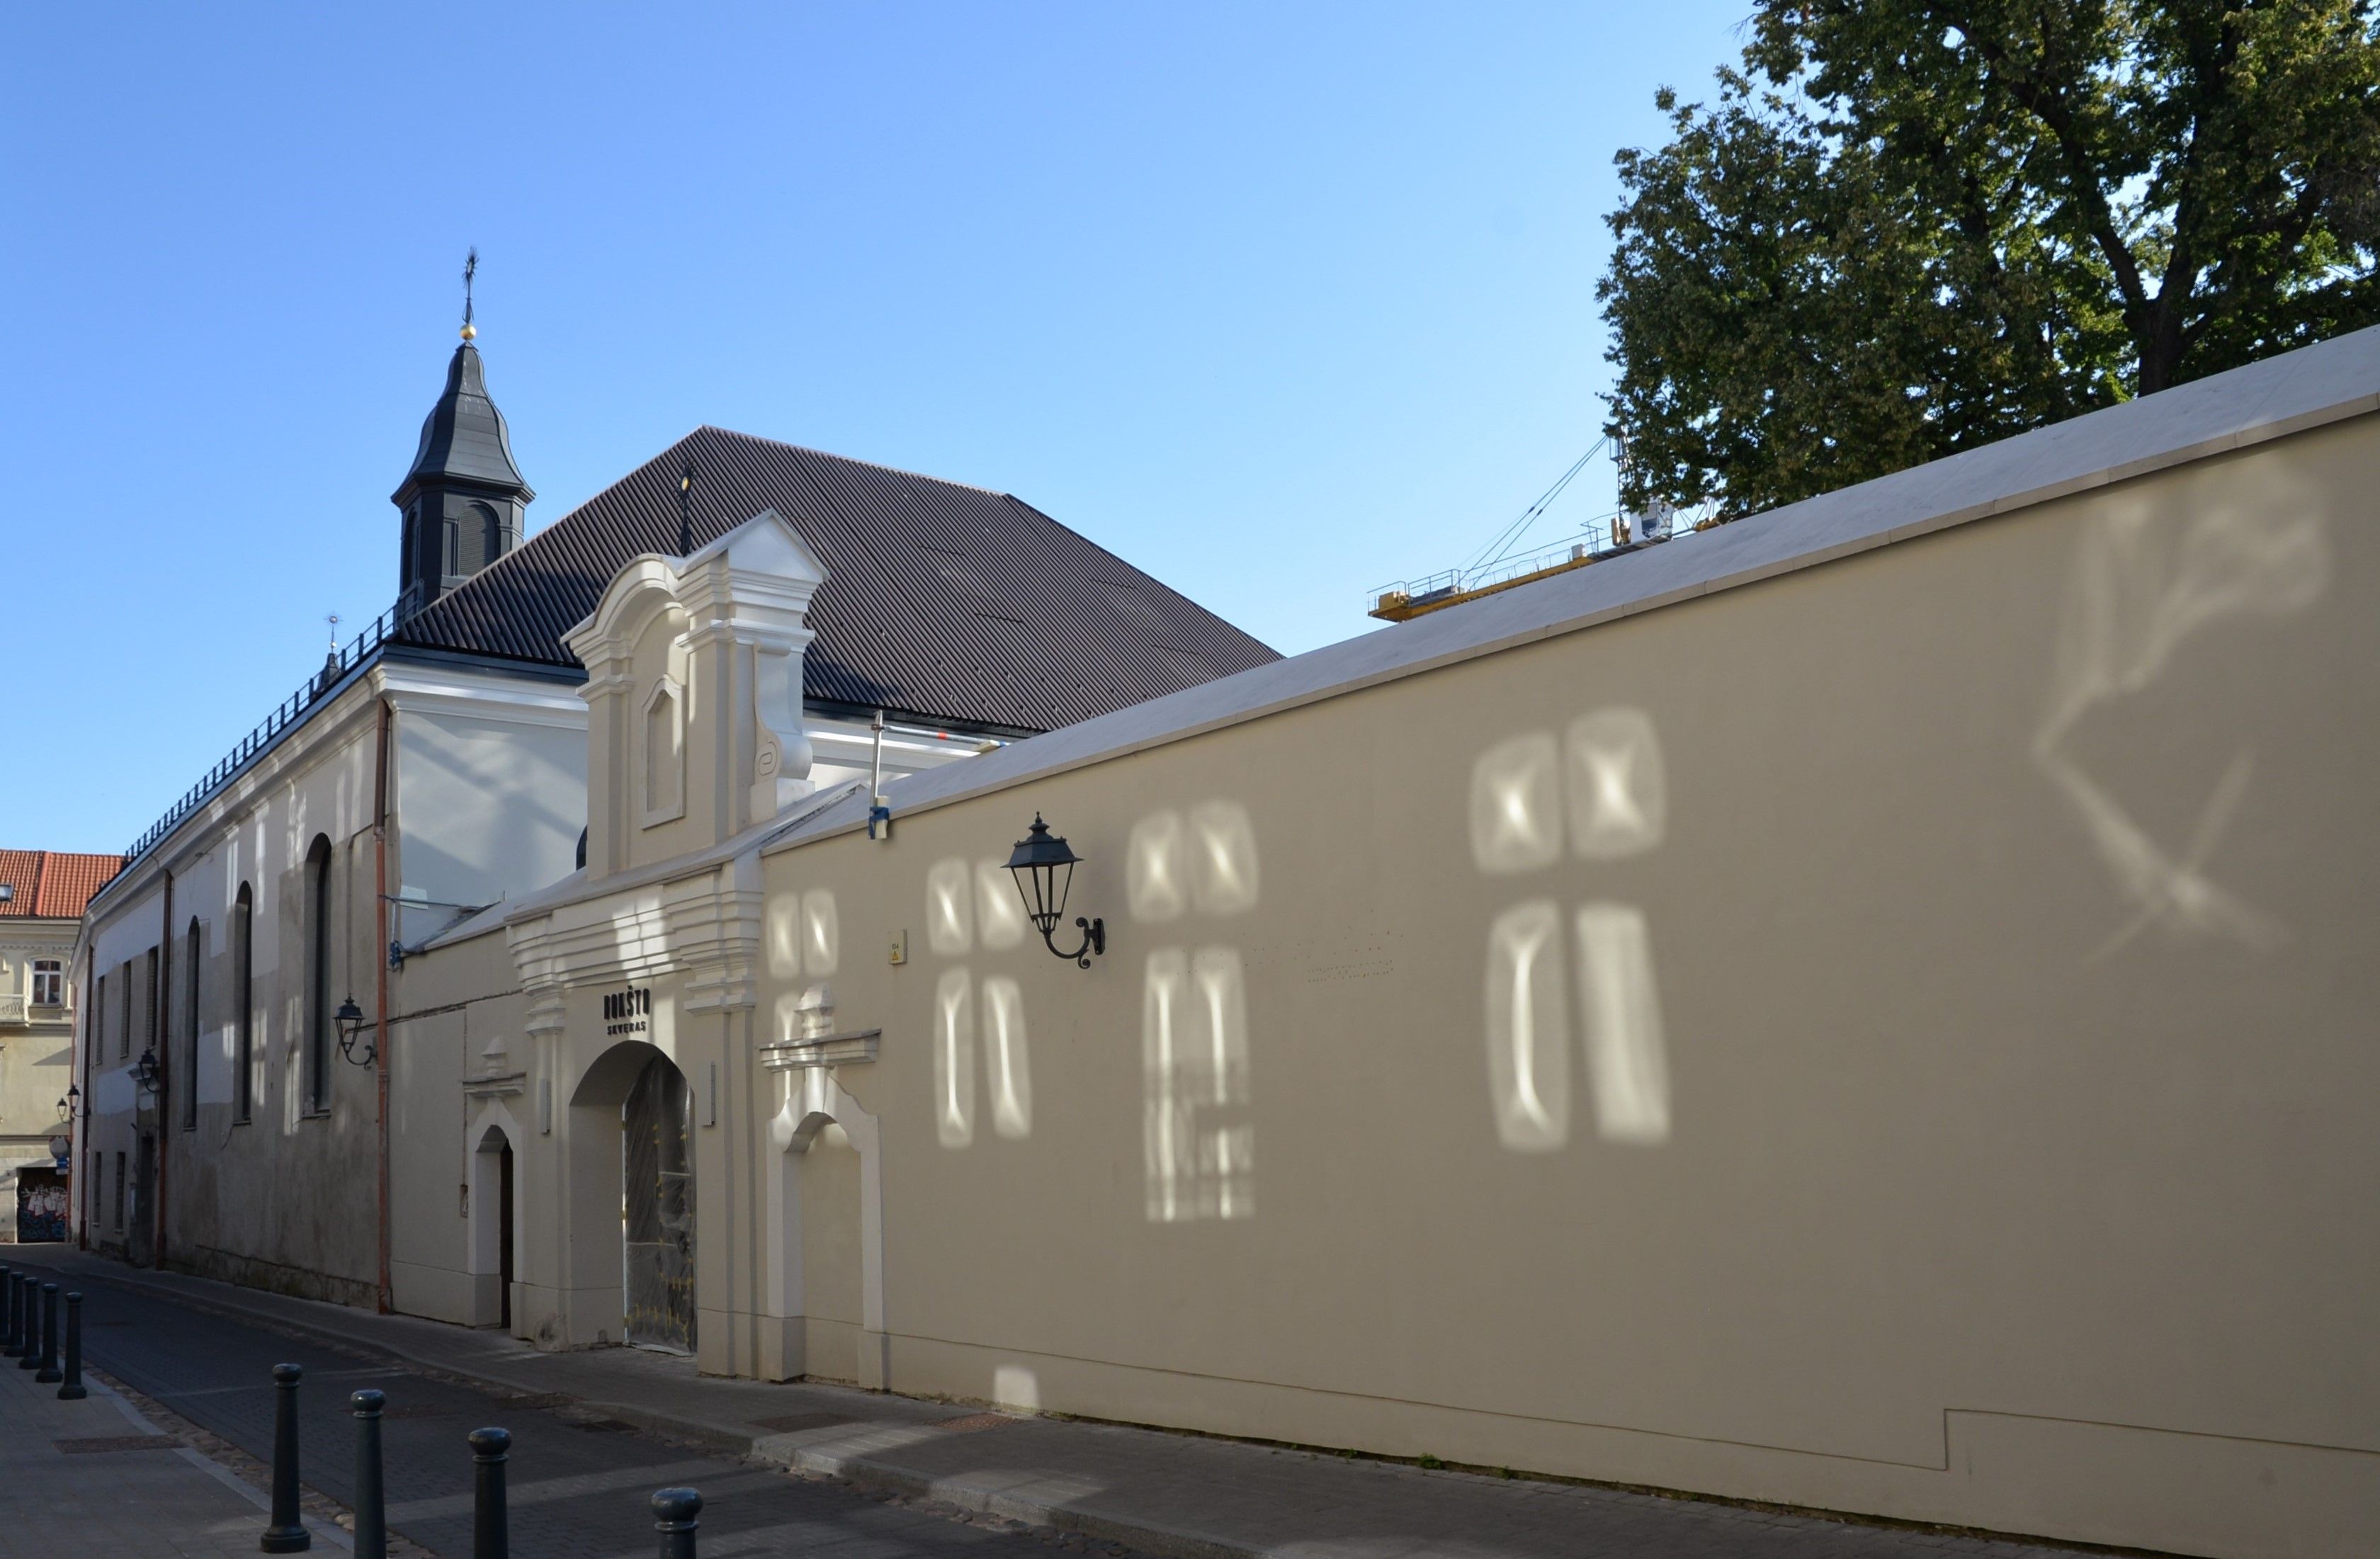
[0,850,124,919]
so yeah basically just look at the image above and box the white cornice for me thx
[380,663,589,730]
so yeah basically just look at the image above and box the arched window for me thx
[234,883,254,1124]
[642,681,684,826]
[182,918,201,1131]
[463,501,502,574]
[305,837,334,1112]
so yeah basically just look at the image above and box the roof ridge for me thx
[692,424,1012,499]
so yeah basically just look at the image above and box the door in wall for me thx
[498,1142,515,1332]
[622,1054,695,1352]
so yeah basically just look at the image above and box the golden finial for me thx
[460,247,479,341]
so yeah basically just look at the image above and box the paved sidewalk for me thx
[0,1285,348,1555]
[11,1249,2085,1559]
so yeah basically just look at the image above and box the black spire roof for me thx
[393,341,535,505]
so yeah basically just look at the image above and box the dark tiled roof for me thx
[0,849,125,918]
[395,426,1279,733]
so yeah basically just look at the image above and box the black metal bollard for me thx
[350,1390,386,1559]
[469,1427,511,1559]
[260,1363,311,1553]
[16,1275,39,1371]
[652,1487,701,1559]
[34,1284,60,1383]
[57,1292,86,1400]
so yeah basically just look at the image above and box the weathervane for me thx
[327,613,341,652]
[679,459,696,555]
[461,247,478,341]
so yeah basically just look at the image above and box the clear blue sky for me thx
[6,3,1751,854]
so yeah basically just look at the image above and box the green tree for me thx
[1599,1,2380,519]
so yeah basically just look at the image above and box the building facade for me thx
[0,851,116,1242]
[387,327,2379,1559]
[72,324,1274,1300]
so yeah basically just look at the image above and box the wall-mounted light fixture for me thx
[63,1084,79,1123]
[134,1047,161,1106]
[1005,814,1106,969]
[335,995,375,1067]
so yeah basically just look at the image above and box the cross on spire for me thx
[461,247,478,341]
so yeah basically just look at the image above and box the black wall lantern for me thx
[1006,814,1106,968]
[133,1047,161,1106]
[335,995,375,1067]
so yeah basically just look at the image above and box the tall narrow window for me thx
[464,501,500,574]
[144,946,159,1061]
[642,681,684,826]
[118,959,132,1059]
[182,919,201,1131]
[305,837,334,1112]
[30,959,62,1007]
[112,1152,125,1232]
[234,883,254,1125]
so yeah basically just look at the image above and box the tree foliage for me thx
[1599,1,2380,518]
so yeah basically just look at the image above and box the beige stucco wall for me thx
[722,414,2375,1557]
[382,404,2376,1558]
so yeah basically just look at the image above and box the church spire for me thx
[394,253,533,616]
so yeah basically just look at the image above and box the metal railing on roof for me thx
[1366,501,1723,621]
[108,592,423,885]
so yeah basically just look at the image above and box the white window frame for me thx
[30,959,62,1007]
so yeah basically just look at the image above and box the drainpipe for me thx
[155,868,171,1269]
[375,697,393,1314]
[76,946,91,1252]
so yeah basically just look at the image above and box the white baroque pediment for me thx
[565,510,828,878]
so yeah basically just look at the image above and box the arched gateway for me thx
[571,1040,696,1353]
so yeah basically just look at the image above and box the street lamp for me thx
[1004,814,1106,969]
[335,996,375,1067]
[134,1048,160,1106]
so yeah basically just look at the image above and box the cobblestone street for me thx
[11,1259,1128,1557]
